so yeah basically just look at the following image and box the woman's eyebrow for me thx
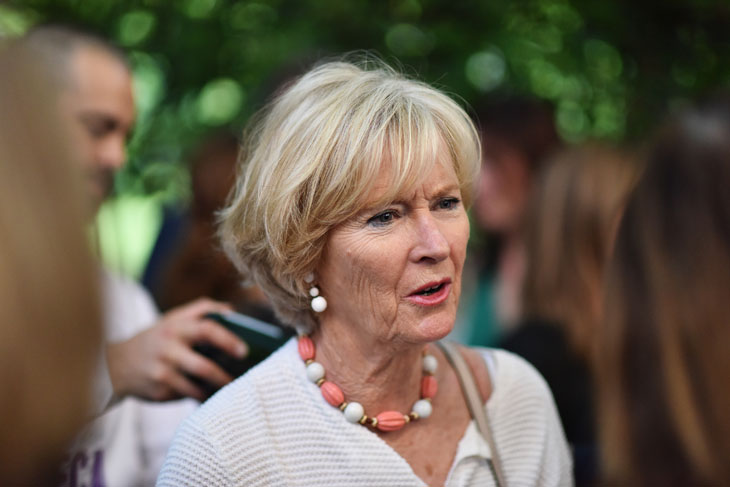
[360,183,461,211]
[427,184,460,198]
[359,200,405,213]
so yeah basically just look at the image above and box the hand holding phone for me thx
[192,311,294,398]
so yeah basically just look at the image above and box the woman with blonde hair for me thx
[159,58,571,486]
[597,101,730,486]
[0,42,102,484]
[500,144,639,485]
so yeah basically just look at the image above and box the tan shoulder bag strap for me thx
[437,341,507,487]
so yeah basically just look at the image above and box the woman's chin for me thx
[412,313,456,343]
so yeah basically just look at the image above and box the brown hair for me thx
[157,133,246,311]
[523,144,639,360]
[597,105,730,485]
[0,42,102,484]
[473,96,560,171]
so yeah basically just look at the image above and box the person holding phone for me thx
[19,26,249,485]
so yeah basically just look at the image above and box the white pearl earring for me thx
[305,272,327,313]
[310,290,327,313]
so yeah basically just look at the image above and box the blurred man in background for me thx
[21,26,248,485]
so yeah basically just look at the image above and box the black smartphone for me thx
[192,311,294,398]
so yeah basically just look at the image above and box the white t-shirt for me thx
[63,271,197,487]
[158,338,573,486]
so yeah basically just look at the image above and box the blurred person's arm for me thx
[106,298,248,403]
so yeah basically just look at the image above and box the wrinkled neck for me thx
[309,319,427,415]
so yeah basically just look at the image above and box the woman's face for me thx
[473,137,531,234]
[317,158,469,345]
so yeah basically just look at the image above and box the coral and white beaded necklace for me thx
[298,335,438,432]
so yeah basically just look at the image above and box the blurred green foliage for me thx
[3,0,730,201]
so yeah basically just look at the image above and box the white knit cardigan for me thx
[158,339,573,486]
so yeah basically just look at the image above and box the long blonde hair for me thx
[0,42,102,484]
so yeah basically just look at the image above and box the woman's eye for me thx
[367,210,397,226]
[437,197,460,210]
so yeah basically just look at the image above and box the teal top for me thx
[464,273,501,347]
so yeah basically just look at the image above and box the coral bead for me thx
[320,381,344,407]
[422,354,438,374]
[298,336,315,361]
[306,362,325,383]
[375,411,407,432]
[412,399,432,419]
[344,402,365,423]
[421,375,438,399]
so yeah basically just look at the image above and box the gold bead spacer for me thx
[403,414,411,424]
[409,412,419,421]
[339,402,348,411]
[305,359,314,366]
[315,378,325,387]
[359,415,369,425]
[369,417,378,428]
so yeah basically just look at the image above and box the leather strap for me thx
[437,341,507,487]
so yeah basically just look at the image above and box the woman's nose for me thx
[409,213,450,264]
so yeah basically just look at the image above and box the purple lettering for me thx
[91,450,106,487]
[68,452,87,487]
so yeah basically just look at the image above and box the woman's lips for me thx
[406,280,452,307]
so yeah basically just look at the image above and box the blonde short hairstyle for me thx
[220,58,480,331]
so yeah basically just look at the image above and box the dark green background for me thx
[3,0,729,200]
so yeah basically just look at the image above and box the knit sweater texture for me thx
[158,338,572,486]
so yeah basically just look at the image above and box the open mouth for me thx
[407,279,452,306]
[415,283,446,296]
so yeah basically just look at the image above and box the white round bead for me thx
[304,272,315,284]
[311,295,327,312]
[412,399,432,419]
[306,362,325,383]
[422,354,438,374]
[343,402,365,423]
[309,287,320,297]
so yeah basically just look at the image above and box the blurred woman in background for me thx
[144,132,274,322]
[501,144,639,485]
[597,101,730,485]
[0,41,102,484]
[461,97,561,346]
